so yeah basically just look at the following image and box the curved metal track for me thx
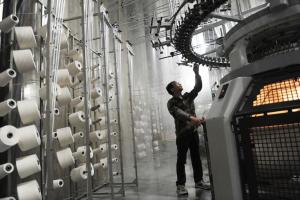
[172,0,230,67]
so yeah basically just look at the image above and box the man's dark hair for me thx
[166,81,176,95]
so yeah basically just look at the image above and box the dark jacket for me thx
[167,73,202,136]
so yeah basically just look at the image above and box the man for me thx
[166,63,209,196]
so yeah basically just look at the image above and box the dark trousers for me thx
[176,131,203,186]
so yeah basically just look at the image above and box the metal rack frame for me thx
[44,0,66,199]
[0,1,137,199]
[121,41,139,187]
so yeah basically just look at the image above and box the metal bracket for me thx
[209,13,242,22]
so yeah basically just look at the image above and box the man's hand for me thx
[193,63,199,74]
[190,116,202,126]
[200,117,205,125]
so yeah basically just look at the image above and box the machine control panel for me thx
[218,83,229,99]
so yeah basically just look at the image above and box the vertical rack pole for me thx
[149,103,155,153]
[45,0,54,199]
[99,11,115,199]
[80,0,92,199]
[39,2,46,198]
[112,33,125,196]
[153,104,157,144]
[45,0,65,199]
[156,105,160,139]
[157,105,163,140]
[34,1,44,197]
[154,104,158,142]
[69,34,77,199]
[126,42,138,186]
[7,0,17,196]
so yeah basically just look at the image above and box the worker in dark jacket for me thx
[166,63,209,196]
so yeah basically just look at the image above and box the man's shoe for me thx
[195,180,210,190]
[176,185,188,196]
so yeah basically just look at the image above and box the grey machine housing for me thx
[205,1,300,200]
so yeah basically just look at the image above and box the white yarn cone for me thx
[0,15,19,32]
[0,163,14,179]
[0,99,16,117]
[0,69,16,87]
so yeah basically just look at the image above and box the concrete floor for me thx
[96,141,212,200]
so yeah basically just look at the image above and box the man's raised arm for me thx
[188,63,202,100]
